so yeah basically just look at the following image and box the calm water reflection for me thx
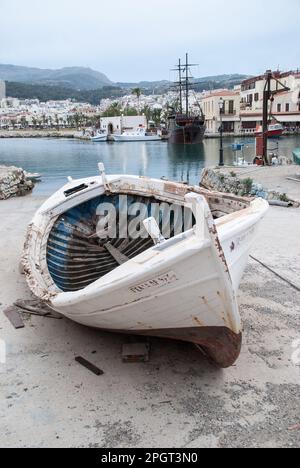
[0,136,299,196]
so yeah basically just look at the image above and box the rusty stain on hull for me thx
[106,326,242,369]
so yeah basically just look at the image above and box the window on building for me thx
[223,121,234,132]
[286,103,290,112]
[277,104,281,112]
[254,93,259,102]
[228,100,234,114]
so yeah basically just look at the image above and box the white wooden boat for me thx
[22,165,268,368]
[91,132,107,142]
[112,127,161,142]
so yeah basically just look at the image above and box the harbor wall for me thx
[200,167,296,203]
[0,130,77,139]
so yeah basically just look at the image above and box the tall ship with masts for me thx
[168,53,206,144]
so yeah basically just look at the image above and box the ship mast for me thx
[179,58,183,114]
[183,53,197,116]
[172,53,197,116]
[172,59,184,114]
[185,53,189,117]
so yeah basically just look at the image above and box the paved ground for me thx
[221,164,300,203]
[0,194,299,448]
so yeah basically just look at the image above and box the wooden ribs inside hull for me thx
[46,194,189,292]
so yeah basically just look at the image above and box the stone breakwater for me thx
[200,168,297,205]
[0,130,75,139]
[0,166,34,200]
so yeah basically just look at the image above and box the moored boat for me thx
[24,171,42,182]
[22,165,268,368]
[91,132,108,142]
[168,54,206,145]
[255,123,284,138]
[111,127,161,142]
[168,114,206,144]
[292,148,300,165]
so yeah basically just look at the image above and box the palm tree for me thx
[73,113,80,129]
[41,114,47,128]
[102,103,122,118]
[32,117,37,129]
[20,116,27,128]
[54,114,60,129]
[10,119,17,129]
[132,88,142,113]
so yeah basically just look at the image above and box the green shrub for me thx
[279,193,289,202]
[242,177,253,194]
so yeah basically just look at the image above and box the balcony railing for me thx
[220,110,237,116]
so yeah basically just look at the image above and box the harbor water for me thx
[0,136,300,196]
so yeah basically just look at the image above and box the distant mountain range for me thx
[0,64,249,91]
[0,64,112,90]
[0,64,250,104]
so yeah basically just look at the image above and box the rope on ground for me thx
[250,255,300,292]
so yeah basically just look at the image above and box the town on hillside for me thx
[1,69,299,137]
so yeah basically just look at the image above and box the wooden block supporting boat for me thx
[22,166,268,368]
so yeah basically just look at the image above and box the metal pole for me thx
[219,107,224,166]
[262,70,272,165]
[185,53,189,116]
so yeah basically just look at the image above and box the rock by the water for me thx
[200,167,293,203]
[0,165,34,200]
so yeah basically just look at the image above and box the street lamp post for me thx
[218,98,224,166]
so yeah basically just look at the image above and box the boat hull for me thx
[111,327,242,368]
[168,117,206,144]
[22,175,268,368]
[112,135,161,142]
[255,125,284,138]
[268,129,283,138]
[91,135,107,142]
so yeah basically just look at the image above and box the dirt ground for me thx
[0,194,299,448]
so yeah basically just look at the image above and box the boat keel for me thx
[108,326,242,369]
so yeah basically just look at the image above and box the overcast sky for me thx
[1,0,299,82]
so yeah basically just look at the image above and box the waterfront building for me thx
[100,115,147,134]
[240,71,300,133]
[201,90,241,135]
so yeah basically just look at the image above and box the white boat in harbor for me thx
[22,165,268,368]
[24,171,42,182]
[91,131,108,142]
[112,127,161,142]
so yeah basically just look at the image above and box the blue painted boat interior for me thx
[46,194,191,292]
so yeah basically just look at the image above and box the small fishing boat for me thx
[292,148,300,165]
[22,165,268,368]
[91,132,107,142]
[111,127,161,142]
[255,123,284,138]
[24,171,42,182]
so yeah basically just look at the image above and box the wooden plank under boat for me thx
[22,165,268,368]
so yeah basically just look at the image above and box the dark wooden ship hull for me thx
[168,115,206,144]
